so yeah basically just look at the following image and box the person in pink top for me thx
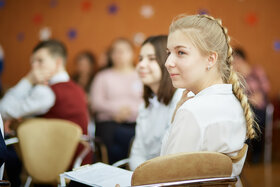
[90,38,143,164]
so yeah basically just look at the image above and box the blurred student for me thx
[161,14,258,178]
[0,40,92,186]
[90,38,143,164]
[72,51,97,94]
[129,35,182,170]
[233,48,270,163]
[72,51,98,139]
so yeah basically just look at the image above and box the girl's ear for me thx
[207,52,218,69]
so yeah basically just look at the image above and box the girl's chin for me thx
[171,81,186,89]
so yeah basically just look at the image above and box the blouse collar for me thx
[148,95,160,108]
[195,84,233,97]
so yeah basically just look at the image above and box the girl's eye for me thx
[166,51,171,56]
[138,57,143,62]
[178,51,185,55]
[38,59,44,64]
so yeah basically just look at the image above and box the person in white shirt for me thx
[0,40,69,121]
[129,35,182,170]
[0,40,65,187]
[161,14,258,178]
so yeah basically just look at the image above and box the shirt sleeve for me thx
[161,108,202,155]
[129,105,147,170]
[0,79,55,120]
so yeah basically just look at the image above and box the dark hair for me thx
[75,51,97,67]
[33,39,67,64]
[233,47,247,60]
[72,51,97,93]
[142,35,176,108]
[104,37,134,69]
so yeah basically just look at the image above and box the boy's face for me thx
[30,48,58,81]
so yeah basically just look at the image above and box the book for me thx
[60,162,133,187]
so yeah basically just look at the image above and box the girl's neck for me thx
[113,65,134,73]
[149,83,160,95]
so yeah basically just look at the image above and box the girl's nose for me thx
[165,54,175,68]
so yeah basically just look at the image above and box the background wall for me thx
[0,0,279,97]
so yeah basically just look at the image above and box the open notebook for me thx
[60,162,133,187]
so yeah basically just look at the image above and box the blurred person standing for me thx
[72,51,97,94]
[90,38,143,164]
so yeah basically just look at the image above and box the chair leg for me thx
[24,176,32,187]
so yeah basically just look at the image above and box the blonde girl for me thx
[161,14,258,176]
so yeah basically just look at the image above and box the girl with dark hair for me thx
[129,35,183,170]
[72,51,97,94]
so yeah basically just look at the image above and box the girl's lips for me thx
[138,72,148,77]
[169,73,179,78]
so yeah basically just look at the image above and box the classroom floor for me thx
[241,162,280,187]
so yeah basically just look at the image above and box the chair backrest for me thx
[17,118,82,183]
[131,152,233,186]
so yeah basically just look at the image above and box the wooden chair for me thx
[92,137,109,164]
[131,152,237,187]
[13,118,90,186]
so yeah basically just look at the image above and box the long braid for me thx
[201,14,258,139]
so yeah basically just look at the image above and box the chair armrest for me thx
[4,137,18,145]
[112,158,130,168]
[131,176,238,187]
[72,136,91,169]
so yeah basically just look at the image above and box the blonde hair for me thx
[169,14,258,139]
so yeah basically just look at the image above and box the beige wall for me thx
[0,0,279,97]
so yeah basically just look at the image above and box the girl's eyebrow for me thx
[174,45,188,49]
[167,45,190,50]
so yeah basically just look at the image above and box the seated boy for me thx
[0,40,92,185]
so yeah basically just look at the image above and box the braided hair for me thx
[169,14,258,139]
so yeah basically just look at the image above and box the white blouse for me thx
[129,89,183,170]
[160,84,247,176]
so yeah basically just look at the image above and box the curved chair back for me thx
[17,118,82,183]
[132,152,233,186]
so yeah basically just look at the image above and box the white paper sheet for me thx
[61,162,133,187]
